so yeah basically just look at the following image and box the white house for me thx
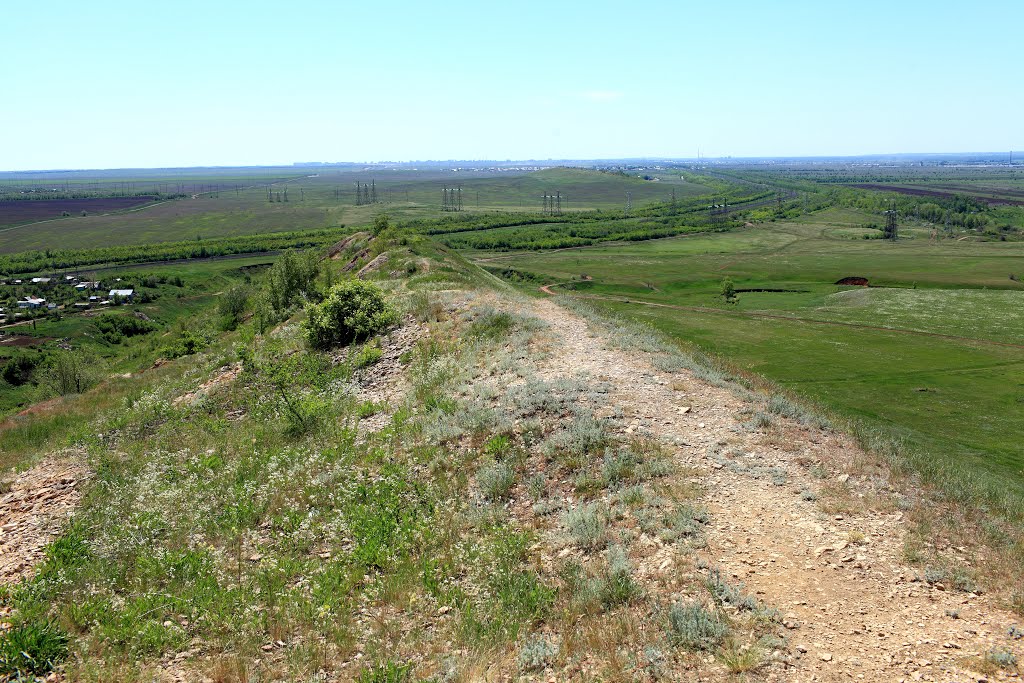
[109,288,135,301]
[31,277,52,285]
[17,297,46,309]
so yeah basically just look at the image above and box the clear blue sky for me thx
[3,0,1022,170]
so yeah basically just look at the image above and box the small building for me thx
[31,277,52,285]
[17,297,46,309]
[76,281,101,290]
[109,288,135,301]
[73,302,90,309]
[47,303,58,310]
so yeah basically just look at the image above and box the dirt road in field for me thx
[528,296,1022,682]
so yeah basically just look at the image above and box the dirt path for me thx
[526,297,1022,681]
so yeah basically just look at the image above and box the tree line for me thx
[0,226,354,276]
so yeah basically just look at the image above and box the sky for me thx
[3,0,1022,170]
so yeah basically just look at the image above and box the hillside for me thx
[1,235,1022,682]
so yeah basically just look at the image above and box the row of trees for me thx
[0,226,352,276]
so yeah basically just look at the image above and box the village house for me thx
[109,288,135,301]
[17,297,46,309]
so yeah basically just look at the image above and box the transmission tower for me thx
[624,191,632,216]
[370,179,377,204]
[884,201,899,240]
[441,187,463,212]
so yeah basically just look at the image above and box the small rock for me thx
[837,474,850,484]
[820,652,833,662]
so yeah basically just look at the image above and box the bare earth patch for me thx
[0,454,88,587]
[172,362,242,407]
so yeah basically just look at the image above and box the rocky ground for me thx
[0,454,87,589]
[525,297,1023,682]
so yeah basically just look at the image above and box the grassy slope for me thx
[474,208,1024,486]
[0,236,699,680]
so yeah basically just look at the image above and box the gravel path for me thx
[528,297,1022,682]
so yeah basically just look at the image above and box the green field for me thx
[475,207,1024,490]
[0,167,698,254]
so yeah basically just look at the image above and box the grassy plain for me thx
[477,207,1024,490]
[0,167,694,254]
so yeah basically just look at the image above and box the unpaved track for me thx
[527,297,1022,682]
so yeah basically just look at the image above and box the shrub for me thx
[0,621,69,677]
[357,660,413,683]
[667,602,728,651]
[353,343,383,368]
[594,546,639,608]
[518,635,558,671]
[478,461,516,501]
[985,648,1017,670]
[468,308,515,339]
[218,285,250,327]
[1,355,39,386]
[564,502,608,551]
[94,313,158,343]
[305,280,399,349]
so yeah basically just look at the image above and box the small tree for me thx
[720,277,738,305]
[218,285,250,329]
[38,350,99,396]
[304,280,399,349]
[372,213,391,236]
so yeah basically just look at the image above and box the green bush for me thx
[0,620,69,676]
[357,660,413,683]
[304,280,399,349]
[667,602,728,651]
[1,355,39,386]
[94,313,158,344]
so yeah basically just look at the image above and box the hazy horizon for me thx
[4,0,1022,171]
[2,149,1022,176]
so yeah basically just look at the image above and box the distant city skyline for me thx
[3,0,1022,171]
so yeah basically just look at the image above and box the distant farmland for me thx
[0,195,158,227]
[848,183,1024,206]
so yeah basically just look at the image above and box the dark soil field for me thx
[0,334,53,348]
[0,196,157,226]
[849,183,1024,206]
